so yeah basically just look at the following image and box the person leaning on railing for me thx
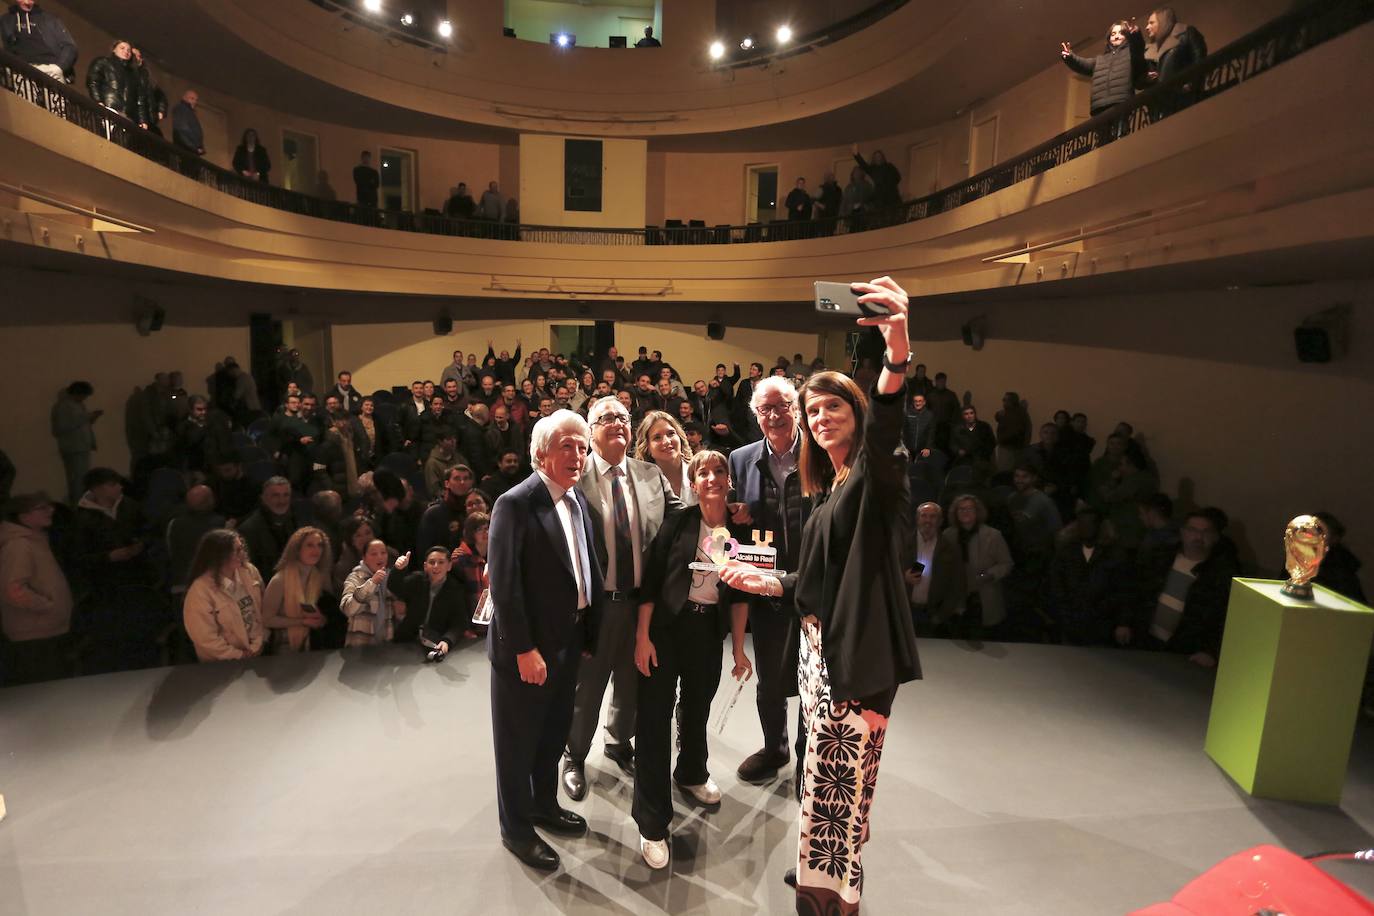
[1,0,78,83]
[86,38,143,126]
[1060,19,1147,118]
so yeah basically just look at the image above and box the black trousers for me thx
[490,629,584,843]
[748,599,796,757]
[1,634,74,687]
[632,605,723,841]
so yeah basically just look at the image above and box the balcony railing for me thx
[1,0,1370,247]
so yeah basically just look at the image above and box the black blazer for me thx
[387,569,465,647]
[485,473,604,671]
[639,505,745,639]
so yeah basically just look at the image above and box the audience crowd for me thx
[2,336,1367,714]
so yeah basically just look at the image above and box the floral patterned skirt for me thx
[795,621,889,915]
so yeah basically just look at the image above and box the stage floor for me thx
[2,638,1373,915]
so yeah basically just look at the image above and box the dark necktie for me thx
[610,467,634,591]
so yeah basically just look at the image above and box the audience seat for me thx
[378,452,418,478]
[238,444,269,464]
[245,459,278,488]
[246,417,271,442]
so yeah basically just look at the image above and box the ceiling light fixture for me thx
[776,25,792,44]
[363,0,381,13]
[739,36,755,51]
[552,32,575,48]
[437,19,452,38]
[399,12,414,27]
[708,40,725,60]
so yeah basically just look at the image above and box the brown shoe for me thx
[736,748,789,783]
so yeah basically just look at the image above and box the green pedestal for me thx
[1205,579,1374,804]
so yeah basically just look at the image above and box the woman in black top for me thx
[722,276,919,915]
[386,546,465,660]
[86,39,139,123]
[233,128,271,183]
[632,449,752,871]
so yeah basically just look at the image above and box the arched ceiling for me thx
[58,0,1112,151]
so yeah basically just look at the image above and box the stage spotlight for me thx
[399,12,414,26]
[362,0,381,12]
[437,19,452,38]
[776,25,793,44]
[551,32,575,48]
[708,40,725,60]
[739,36,755,51]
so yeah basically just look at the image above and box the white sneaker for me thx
[677,776,721,805]
[640,834,670,869]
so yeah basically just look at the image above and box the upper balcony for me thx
[55,0,1118,147]
[1,0,1372,327]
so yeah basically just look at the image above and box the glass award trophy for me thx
[688,528,785,578]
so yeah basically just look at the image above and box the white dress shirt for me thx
[537,471,589,608]
[590,451,642,590]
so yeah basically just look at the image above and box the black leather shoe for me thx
[736,748,789,783]
[783,867,797,888]
[561,756,587,802]
[502,835,560,871]
[604,742,636,776]
[531,806,588,837]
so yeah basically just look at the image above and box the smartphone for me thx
[814,281,889,318]
[908,561,925,575]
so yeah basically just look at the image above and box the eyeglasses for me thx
[592,415,630,427]
[756,403,794,417]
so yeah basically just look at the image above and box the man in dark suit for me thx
[560,395,677,801]
[487,410,603,871]
[727,376,810,784]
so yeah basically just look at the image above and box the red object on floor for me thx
[1130,844,1374,915]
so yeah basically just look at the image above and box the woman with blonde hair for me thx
[182,529,265,662]
[722,277,920,913]
[634,410,695,504]
[261,526,332,652]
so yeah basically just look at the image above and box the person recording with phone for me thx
[721,276,921,914]
[907,501,964,636]
[387,546,464,659]
[631,449,752,870]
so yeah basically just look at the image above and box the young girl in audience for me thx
[182,529,265,662]
[451,513,491,639]
[339,538,397,647]
[634,410,696,505]
[261,527,332,652]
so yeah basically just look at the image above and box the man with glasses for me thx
[1115,507,1238,667]
[727,376,812,784]
[561,396,679,801]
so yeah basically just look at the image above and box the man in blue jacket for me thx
[2,1,78,83]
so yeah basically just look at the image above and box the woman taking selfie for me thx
[722,276,920,914]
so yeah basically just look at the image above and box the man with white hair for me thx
[487,410,603,872]
[727,375,811,784]
[560,395,678,802]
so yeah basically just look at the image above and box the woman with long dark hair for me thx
[182,529,264,661]
[233,128,271,183]
[722,276,919,914]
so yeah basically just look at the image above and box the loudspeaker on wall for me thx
[433,315,453,336]
[706,322,725,340]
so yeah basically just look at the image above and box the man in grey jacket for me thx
[560,395,678,800]
[51,381,100,506]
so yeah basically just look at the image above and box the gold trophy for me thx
[1280,515,1329,600]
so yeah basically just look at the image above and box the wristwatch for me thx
[883,353,911,373]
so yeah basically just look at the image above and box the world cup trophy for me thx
[1280,514,1329,600]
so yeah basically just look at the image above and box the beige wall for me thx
[907,281,1374,579]
[330,318,821,396]
[519,135,648,228]
[615,322,822,384]
[505,0,654,48]
[2,324,249,498]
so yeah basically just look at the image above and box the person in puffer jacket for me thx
[0,493,74,686]
[1061,19,1147,116]
[86,38,142,124]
